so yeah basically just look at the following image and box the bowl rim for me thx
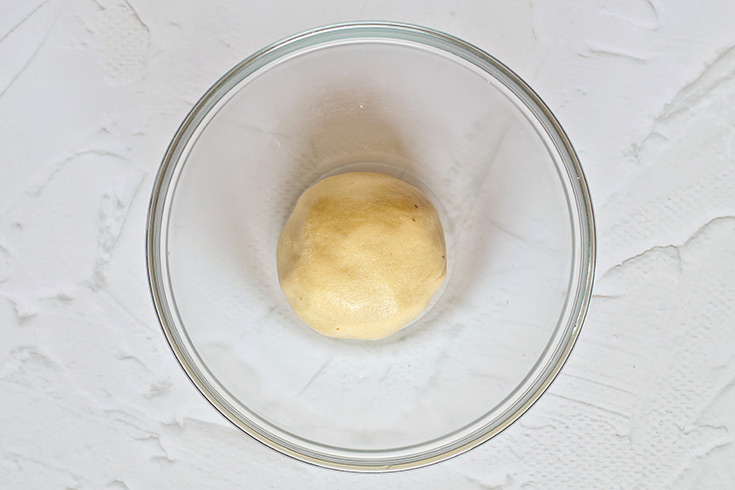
[146,20,596,472]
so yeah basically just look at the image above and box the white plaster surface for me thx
[1,0,734,488]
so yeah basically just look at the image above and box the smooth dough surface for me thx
[277,172,446,340]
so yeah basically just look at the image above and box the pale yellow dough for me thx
[277,172,446,340]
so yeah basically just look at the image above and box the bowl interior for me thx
[150,24,593,471]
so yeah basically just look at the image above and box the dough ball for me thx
[276,172,446,340]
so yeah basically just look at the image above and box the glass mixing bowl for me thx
[147,22,595,472]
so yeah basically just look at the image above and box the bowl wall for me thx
[148,22,595,471]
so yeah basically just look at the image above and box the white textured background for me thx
[2,0,734,488]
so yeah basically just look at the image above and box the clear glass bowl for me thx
[146,22,595,472]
